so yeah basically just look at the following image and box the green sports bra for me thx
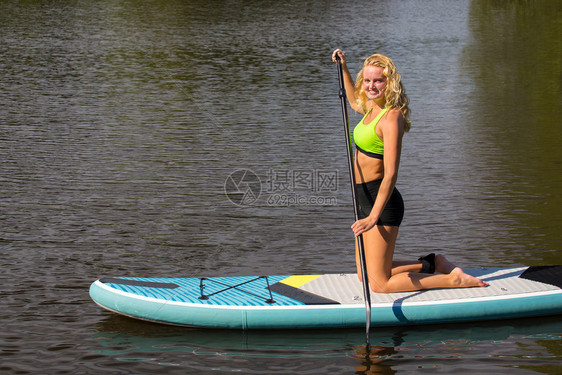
[353,106,390,159]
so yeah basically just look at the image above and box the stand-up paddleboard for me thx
[90,266,562,329]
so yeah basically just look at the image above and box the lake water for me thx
[1,0,560,373]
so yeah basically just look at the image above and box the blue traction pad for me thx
[99,275,310,307]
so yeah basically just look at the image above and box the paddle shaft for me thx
[336,57,372,346]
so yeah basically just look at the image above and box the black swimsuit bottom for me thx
[356,179,404,227]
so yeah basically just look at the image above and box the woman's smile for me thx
[363,65,386,101]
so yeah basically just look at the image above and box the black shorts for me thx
[356,179,404,227]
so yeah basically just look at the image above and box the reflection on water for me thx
[460,0,562,266]
[91,314,562,374]
[354,345,399,375]
[0,0,560,374]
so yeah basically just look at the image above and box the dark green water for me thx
[1,0,560,373]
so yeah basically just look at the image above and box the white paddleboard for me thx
[90,266,562,329]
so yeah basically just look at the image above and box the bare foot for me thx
[451,267,489,288]
[434,254,456,274]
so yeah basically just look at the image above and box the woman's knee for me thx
[367,278,389,293]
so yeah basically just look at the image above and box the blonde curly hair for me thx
[354,54,411,132]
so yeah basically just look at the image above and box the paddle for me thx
[335,55,372,347]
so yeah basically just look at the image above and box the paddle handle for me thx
[335,56,372,347]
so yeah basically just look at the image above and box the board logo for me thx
[224,169,262,206]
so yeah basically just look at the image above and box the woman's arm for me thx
[351,109,404,236]
[332,49,364,114]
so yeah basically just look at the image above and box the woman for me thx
[332,49,488,293]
